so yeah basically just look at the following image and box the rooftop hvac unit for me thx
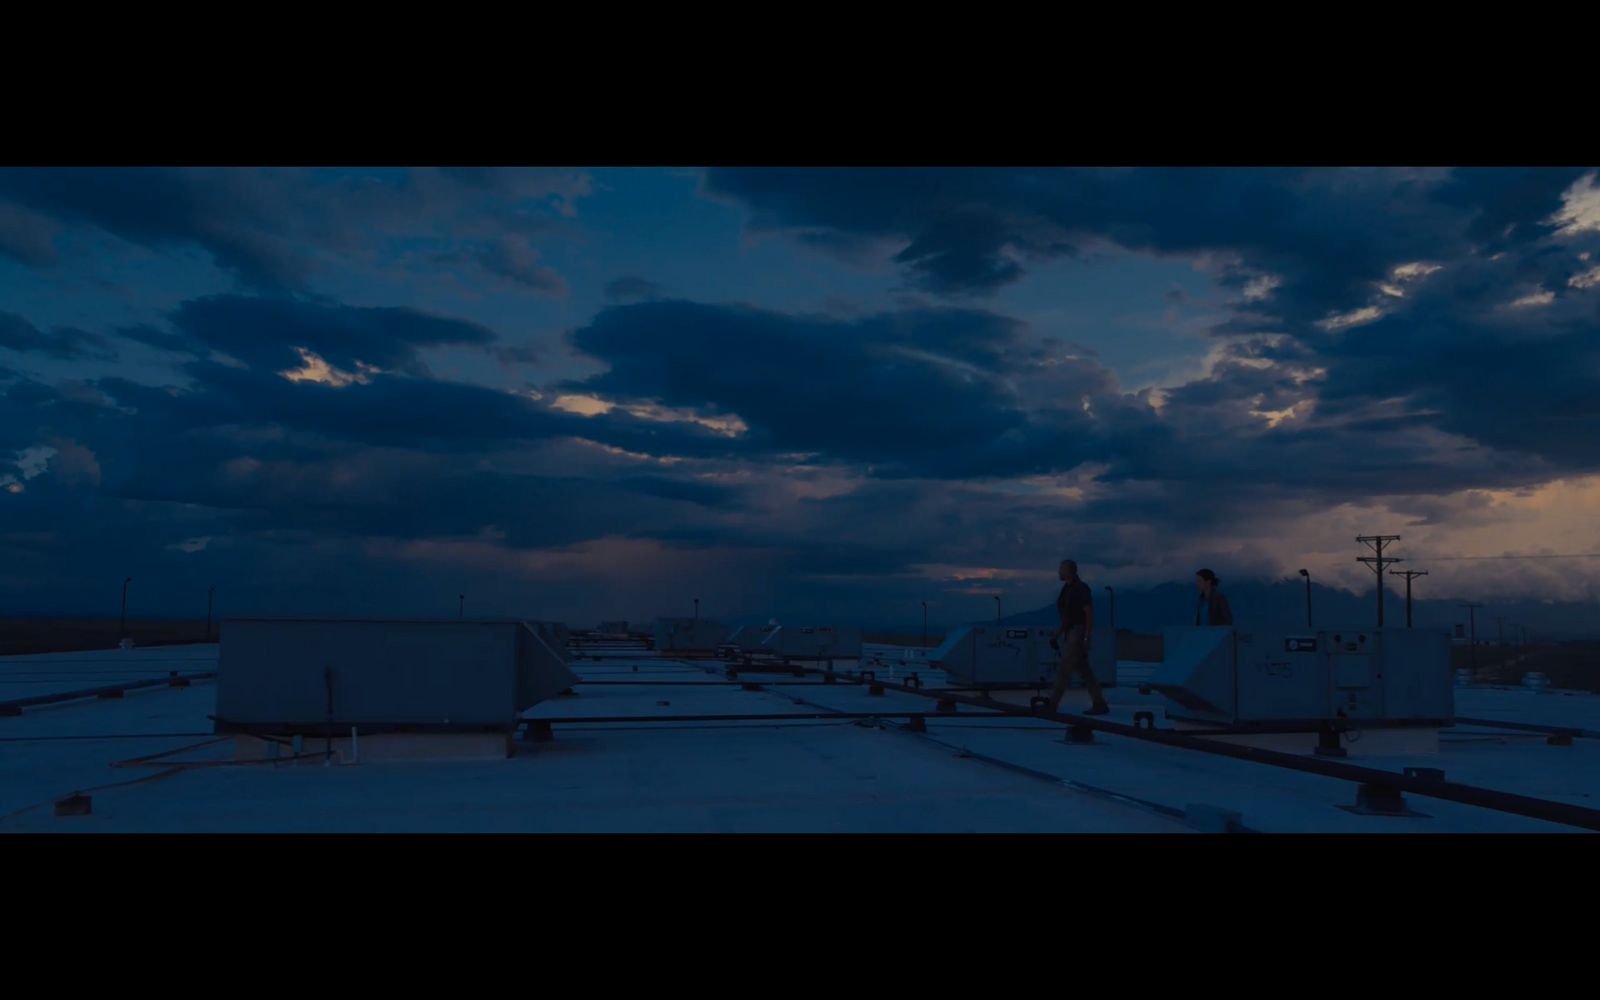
[930,625,1117,689]
[760,625,863,661]
[529,620,572,662]
[654,617,730,653]
[213,619,578,734]
[1146,626,1453,727]
[719,624,779,658]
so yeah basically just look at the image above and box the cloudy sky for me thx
[3,166,1599,626]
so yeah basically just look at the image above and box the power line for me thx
[1411,552,1600,562]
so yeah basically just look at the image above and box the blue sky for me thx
[3,166,1600,627]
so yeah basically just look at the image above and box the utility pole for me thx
[1389,569,1428,627]
[1459,601,1483,676]
[1357,535,1402,628]
[1298,569,1313,628]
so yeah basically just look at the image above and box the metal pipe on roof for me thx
[1452,717,1598,740]
[521,710,1009,726]
[801,666,1600,832]
[0,673,216,714]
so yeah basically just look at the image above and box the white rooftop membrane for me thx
[2,643,1597,833]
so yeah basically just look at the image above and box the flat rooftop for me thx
[3,642,1597,833]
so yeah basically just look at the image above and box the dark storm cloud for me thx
[1430,167,1590,248]
[0,168,311,290]
[97,363,562,449]
[0,311,116,361]
[9,167,1600,621]
[166,295,499,374]
[566,299,1116,478]
[0,167,591,293]
[603,275,666,302]
[101,449,748,551]
[703,167,1594,314]
[91,357,754,462]
[1313,312,1600,472]
[113,323,201,355]
[473,237,568,295]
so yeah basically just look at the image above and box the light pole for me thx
[993,594,1001,625]
[1104,585,1115,630]
[1459,602,1483,675]
[119,577,132,642]
[1298,569,1313,628]
[206,585,215,642]
[921,600,928,648]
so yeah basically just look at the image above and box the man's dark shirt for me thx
[1057,579,1093,630]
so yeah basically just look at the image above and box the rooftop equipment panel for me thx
[719,624,779,656]
[215,619,578,732]
[529,620,572,662]
[930,625,1118,689]
[654,618,731,652]
[1152,626,1452,726]
[760,624,864,660]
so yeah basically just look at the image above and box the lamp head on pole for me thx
[1298,568,1309,578]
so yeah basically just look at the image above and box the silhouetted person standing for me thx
[1195,568,1233,626]
[1047,559,1109,715]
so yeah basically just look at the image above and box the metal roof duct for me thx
[213,618,578,733]
[654,618,731,653]
[760,624,864,660]
[930,625,1118,689]
[1150,626,1454,726]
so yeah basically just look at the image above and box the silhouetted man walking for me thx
[1047,559,1109,715]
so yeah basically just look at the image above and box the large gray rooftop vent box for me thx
[930,625,1117,689]
[1147,627,1236,715]
[761,624,864,660]
[654,617,730,653]
[214,618,578,733]
[529,620,572,662]
[1149,626,1453,726]
[719,624,779,656]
